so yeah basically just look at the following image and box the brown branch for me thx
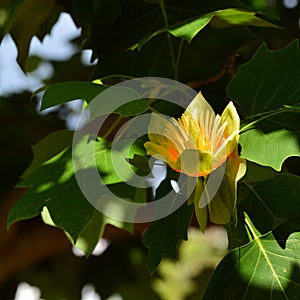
[188,52,239,89]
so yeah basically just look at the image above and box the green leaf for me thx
[169,8,280,43]
[142,197,194,273]
[115,99,149,117]
[8,135,146,244]
[41,190,134,257]
[227,40,300,170]
[239,174,300,234]
[7,148,94,241]
[38,81,107,111]
[284,104,300,112]
[228,40,300,115]
[39,82,149,117]
[241,161,279,183]
[210,8,281,29]
[203,231,300,299]
[226,212,250,250]
[167,13,213,43]
[22,130,74,178]
[72,209,133,257]
[239,129,300,171]
[92,1,259,82]
[7,0,56,69]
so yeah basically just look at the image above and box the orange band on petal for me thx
[169,147,179,162]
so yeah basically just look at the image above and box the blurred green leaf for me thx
[7,0,57,69]
[153,228,227,300]
[24,55,42,73]
[228,40,300,170]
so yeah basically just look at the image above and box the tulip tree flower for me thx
[144,92,246,230]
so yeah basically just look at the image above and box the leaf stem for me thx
[244,212,258,240]
[102,115,123,140]
[174,38,184,81]
[240,108,285,133]
[159,0,176,74]
[148,106,162,114]
[96,74,135,83]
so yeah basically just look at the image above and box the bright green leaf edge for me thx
[130,8,281,49]
[36,81,107,111]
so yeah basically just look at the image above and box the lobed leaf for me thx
[203,230,300,299]
[239,128,300,171]
[142,189,194,273]
[227,40,300,170]
[239,174,300,235]
[8,135,146,248]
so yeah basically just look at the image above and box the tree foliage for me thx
[1,0,300,299]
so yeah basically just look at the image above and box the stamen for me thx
[210,115,221,146]
[212,121,227,153]
[165,122,186,151]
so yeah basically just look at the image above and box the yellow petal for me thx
[220,101,240,155]
[185,91,215,122]
[148,113,186,152]
[144,141,179,170]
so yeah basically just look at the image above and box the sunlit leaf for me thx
[239,128,300,171]
[39,81,149,117]
[8,135,146,245]
[210,8,281,29]
[22,130,74,178]
[38,81,107,111]
[169,8,280,43]
[203,230,300,299]
[7,148,92,240]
